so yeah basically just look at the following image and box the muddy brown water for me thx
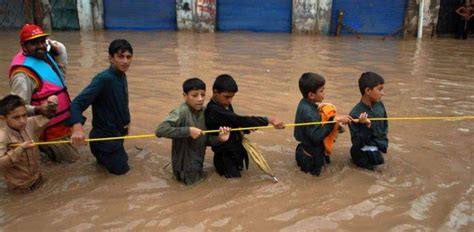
[0,31,472,231]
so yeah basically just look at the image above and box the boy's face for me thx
[109,50,133,73]
[308,86,325,103]
[2,106,28,131]
[184,89,206,111]
[212,91,235,108]
[366,84,384,102]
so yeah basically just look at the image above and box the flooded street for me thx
[0,31,473,231]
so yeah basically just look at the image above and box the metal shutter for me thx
[330,0,407,35]
[104,0,176,30]
[217,0,292,32]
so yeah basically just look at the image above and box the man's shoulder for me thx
[163,103,190,122]
[10,70,30,80]
[205,100,220,112]
[171,103,191,116]
[92,69,115,81]
[295,98,307,109]
[376,101,387,113]
[377,100,386,107]
[0,128,9,143]
[176,102,189,111]
[296,99,315,112]
[349,101,365,112]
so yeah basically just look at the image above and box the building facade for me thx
[0,0,468,38]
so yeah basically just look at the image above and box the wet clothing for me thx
[294,99,335,176]
[319,103,339,155]
[205,99,269,178]
[9,53,78,163]
[69,66,131,175]
[349,101,388,170]
[89,134,129,175]
[0,116,49,192]
[9,52,72,141]
[156,103,221,185]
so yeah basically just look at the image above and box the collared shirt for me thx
[294,98,335,156]
[69,66,130,136]
[156,103,221,172]
[349,101,388,153]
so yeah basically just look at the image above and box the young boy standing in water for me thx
[156,78,230,185]
[294,72,352,176]
[349,72,388,171]
[0,94,57,193]
[70,39,133,175]
[205,74,285,178]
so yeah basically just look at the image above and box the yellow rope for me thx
[16,134,156,146]
[11,116,474,147]
[203,115,474,134]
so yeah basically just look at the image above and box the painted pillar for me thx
[292,0,332,34]
[418,0,425,38]
[293,0,318,33]
[177,0,194,30]
[194,0,216,32]
[404,0,440,38]
[91,0,104,30]
[77,0,94,30]
[317,0,332,34]
[177,0,215,32]
[36,0,52,30]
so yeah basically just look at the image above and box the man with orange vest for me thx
[9,24,79,163]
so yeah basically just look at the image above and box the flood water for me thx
[0,31,472,231]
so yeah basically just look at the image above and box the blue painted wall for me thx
[217,0,292,32]
[104,0,176,30]
[330,0,407,35]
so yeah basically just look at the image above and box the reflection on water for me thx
[0,30,473,231]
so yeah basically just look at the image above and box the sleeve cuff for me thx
[26,105,36,116]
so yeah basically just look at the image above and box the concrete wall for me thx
[38,0,52,30]
[177,0,216,32]
[77,0,94,30]
[292,0,332,34]
[177,0,194,30]
[405,0,441,38]
[194,0,216,32]
[75,0,103,30]
[91,0,104,30]
[316,0,332,33]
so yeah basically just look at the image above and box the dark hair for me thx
[298,72,326,98]
[108,39,133,56]
[358,72,385,95]
[0,95,26,116]
[212,74,238,93]
[183,78,206,93]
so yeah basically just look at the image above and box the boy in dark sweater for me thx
[205,74,284,178]
[349,72,388,171]
[294,72,352,176]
